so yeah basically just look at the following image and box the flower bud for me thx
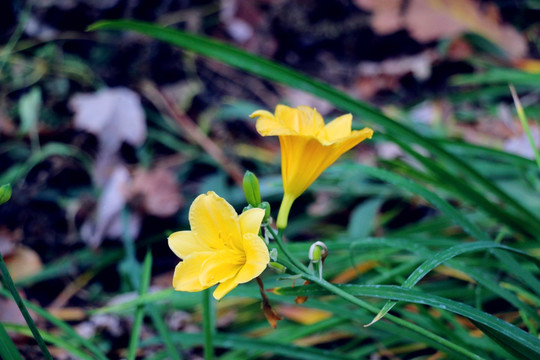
[243,171,261,207]
[258,201,271,222]
[309,241,328,263]
[268,261,286,273]
[0,184,12,205]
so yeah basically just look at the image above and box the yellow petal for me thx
[168,231,210,259]
[189,191,242,250]
[297,106,325,135]
[213,277,239,300]
[235,233,269,283]
[199,253,242,287]
[172,252,213,292]
[252,110,296,136]
[322,114,352,141]
[239,208,265,235]
[279,127,373,199]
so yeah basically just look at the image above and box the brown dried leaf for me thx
[70,88,146,151]
[5,246,43,282]
[125,167,183,217]
[357,0,527,59]
[277,305,332,325]
[0,227,22,257]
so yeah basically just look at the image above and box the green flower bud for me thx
[268,262,286,273]
[0,184,12,205]
[243,171,261,207]
[258,201,271,222]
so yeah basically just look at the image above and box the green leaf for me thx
[87,19,540,238]
[18,87,42,135]
[347,198,383,238]
[367,241,537,326]
[143,332,356,360]
[274,284,540,360]
[0,184,12,205]
[472,320,537,360]
[0,321,24,360]
[127,249,153,360]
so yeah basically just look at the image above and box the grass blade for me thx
[367,242,536,326]
[509,84,540,169]
[273,284,540,359]
[127,249,152,360]
[87,20,540,236]
[0,321,24,360]
[0,257,53,360]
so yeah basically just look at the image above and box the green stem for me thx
[276,193,296,230]
[305,274,483,360]
[270,229,483,360]
[202,288,215,360]
[0,253,53,360]
[266,226,309,274]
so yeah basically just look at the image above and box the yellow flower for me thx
[168,191,269,300]
[251,105,373,229]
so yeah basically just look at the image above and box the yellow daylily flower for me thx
[168,191,269,300]
[251,105,373,229]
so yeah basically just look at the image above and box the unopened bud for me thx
[258,201,271,221]
[243,171,261,207]
[309,241,328,263]
[268,262,286,273]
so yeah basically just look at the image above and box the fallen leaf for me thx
[357,0,527,59]
[80,165,141,248]
[70,87,146,151]
[125,167,183,217]
[0,227,22,257]
[277,305,332,325]
[5,245,43,282]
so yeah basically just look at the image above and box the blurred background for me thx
[1,0,540,359]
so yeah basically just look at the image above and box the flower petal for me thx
[297,106,325,135]
[252,110,297,136]
[239,208,265,236]
[322,114,352,141]
[199,252,242,287]
[172,252,213,292]
[234,233,269,284]
[213,278,239,300]
[168,231,210,259]
[189,191,242,250]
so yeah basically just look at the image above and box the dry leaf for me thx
[277,305,332,325]
[70,87,146,151]
[357,0,527,59]
[80,165,141,248]
[5,246,43,282]
[125,167,183,217]
[0,227,22,257]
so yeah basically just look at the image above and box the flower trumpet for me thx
[251,105,373,229]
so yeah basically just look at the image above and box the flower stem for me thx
[276,193,296,229]
[305,274,483,360]
[271,229,483,360]
[202,288,214,360]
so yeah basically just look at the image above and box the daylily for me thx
[251,105,373,229]
[168,191,269,300]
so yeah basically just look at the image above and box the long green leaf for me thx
[367,241,536,326]
[143,331,357,360]
[0,288,108,360]
[87,20,540,237]
[0,256,53,360]
[127,249,152,360]
[3,323,94,360]
[273,284,540,359]
[0,321,24,360]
